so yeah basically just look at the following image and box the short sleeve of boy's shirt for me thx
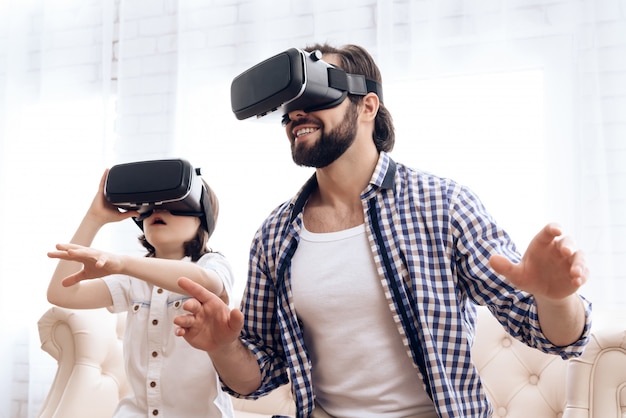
[196,252,236,308]
[102,252,236,313]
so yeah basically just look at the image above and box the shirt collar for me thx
[370,151,396,191]
[290,174,318,222]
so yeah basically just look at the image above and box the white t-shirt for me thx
[291,224,436,418]
[103,252,235,418]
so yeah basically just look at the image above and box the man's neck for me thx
[304,143,379,233]
[314,138,379,203]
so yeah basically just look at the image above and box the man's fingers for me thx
[173,312,195,328]
[229,308,245,332]
[489,254,514,276]
[181,297,202,313]
[177,276,212,303]
[546,222,563,237]
[570,251,588,281]
[61,272,83,287]
[535,222,563,245]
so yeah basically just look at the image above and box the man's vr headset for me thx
[230,48,383,121]
[104,158,215,235]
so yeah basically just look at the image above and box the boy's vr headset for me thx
[230,48,383,121]
[104,158,215,235]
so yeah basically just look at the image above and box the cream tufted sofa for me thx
[37,305,626,418]
[36,306,295,418]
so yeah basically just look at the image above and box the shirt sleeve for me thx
[225,230,291,399]
[449,182,592,358]
[196,252,236,308]
[102,274,132,313]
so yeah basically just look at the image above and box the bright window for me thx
[387,70,545,251]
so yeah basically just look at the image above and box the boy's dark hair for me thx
[304,43,395,153]
[139,179,220,262]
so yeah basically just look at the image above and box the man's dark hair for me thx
[304,43,395,152]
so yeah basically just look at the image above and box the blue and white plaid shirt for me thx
[229,151,592,418]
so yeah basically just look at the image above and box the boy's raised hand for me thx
[47,243,123,286]
[87,169,139,226]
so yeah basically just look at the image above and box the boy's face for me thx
[143,210,201,256]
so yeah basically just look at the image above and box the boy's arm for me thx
[47,169,138,309]
[49,245,227,303]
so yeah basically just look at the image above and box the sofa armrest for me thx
[37,306,129,418]
[564,326,626,418]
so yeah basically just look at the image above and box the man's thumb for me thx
[489,254,514,276]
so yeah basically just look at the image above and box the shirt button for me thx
[152,319,158,326]
[157,288,163,294]
[150,381,156,388]
[152,351,158,358]
[174,301,181,308]
[133,305,140,312]
[152,409,159,416]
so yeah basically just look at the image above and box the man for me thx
[174,43,591,418]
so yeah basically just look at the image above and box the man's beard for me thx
[291,103,358,168]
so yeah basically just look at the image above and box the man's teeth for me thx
[296,127,317,137]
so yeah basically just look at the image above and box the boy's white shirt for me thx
[103,252,235,417]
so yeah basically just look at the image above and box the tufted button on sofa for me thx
[37,305,625,418]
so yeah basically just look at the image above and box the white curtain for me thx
[0,0,116,416]
[0,0,622,416]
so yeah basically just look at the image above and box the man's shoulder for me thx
[393,160,458,189]
[255,198,297,235]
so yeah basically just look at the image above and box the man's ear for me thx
[360,92,380,122]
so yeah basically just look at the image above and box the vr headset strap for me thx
[365,79,384,102]
[327,67,384,102]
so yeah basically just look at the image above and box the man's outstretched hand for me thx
[174,277,244,353]
[489,223,589,301]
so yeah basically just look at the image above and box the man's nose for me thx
[288,109,307,121]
